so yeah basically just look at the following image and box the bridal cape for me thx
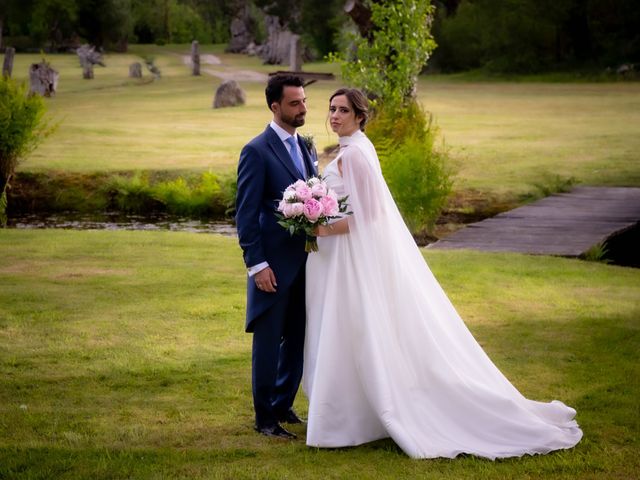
[303,130,582,459]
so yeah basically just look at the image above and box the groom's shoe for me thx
[254,423,297,439]
[277,408,305,425]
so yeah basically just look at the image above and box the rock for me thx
[213,80,246,108]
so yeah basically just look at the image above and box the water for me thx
[6,212,237,236]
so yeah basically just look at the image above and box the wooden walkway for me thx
[428,187,640,256]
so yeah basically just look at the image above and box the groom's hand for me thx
[254,267,277,293]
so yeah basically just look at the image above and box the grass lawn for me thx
[1,230,638,479]
[7,45,640,200]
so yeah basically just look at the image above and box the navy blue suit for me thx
[236,125,317,427]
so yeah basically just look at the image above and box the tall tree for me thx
[333,0,437,107]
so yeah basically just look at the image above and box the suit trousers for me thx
[251,263,306,427]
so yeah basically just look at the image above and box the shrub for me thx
[0,76,51,226]
[367,102,454,234]
[103,171,237,218]
[104,172,159,213]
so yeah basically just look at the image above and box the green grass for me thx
[419,78,640,196]
[1,229,638,479]
[7,45,640,200]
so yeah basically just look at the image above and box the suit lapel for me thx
[298,138,318,177]
[265,126,303,181]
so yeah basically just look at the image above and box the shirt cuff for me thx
[247,261,269,277]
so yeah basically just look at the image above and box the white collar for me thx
[270,121,298,143]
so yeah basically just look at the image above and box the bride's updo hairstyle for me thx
[329,88,369,131]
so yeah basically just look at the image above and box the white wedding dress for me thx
[303,130,582,459]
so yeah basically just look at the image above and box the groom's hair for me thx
[265,75,305,111]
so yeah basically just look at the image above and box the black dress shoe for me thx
[278,409,305,424]
[254,423,297,439]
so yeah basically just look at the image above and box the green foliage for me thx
[103,171,236,217]
[105,171,158,212]
[582,242,612,263]
[519,174,577,204]
[330,2,450,233]
[331,0,437,108]
[368,102,453,233]
[435,0,640,73]
[380,137,452,233]
[167,1,213,44]
[0,75,50,226]
[153,171,230,216]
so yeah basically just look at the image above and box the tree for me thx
[331,0,452,235]
[333,0,437,109]
[0,76,51,226]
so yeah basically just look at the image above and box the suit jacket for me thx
[236,125,318,331]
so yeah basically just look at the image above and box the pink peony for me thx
[303,198,324,222]
[284,202,304,218]
[283,189,298,201]
[295,183,313,202]
[311,182,328,198]
[320,195,339,216]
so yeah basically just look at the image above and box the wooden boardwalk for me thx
[428,187,640,256]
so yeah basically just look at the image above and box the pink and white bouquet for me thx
[276,177,350,252]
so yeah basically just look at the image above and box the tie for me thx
[285,136,305,177]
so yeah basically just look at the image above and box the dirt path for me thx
[181,54,268,82]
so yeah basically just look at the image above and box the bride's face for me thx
[329,95,363,137]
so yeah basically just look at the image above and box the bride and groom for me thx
[235,75,582,459]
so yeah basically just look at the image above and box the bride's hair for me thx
[329,88,369,131]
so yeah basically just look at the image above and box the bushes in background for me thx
[8,170,237,219]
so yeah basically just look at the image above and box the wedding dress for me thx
[303,130,582,459]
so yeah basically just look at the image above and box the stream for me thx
[6,212,237,236]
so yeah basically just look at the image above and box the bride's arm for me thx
[316,218,349,236]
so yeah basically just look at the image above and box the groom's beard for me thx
[282,112,306,128]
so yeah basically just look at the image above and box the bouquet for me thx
[276,177,350,252]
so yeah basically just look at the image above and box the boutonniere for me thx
[299,133,316,154]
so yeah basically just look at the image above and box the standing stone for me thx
[259,15,302,66]
[29,61,59,97]
[82,65,94,79]
[76,44,105,79]
[213,80,246,108]
[191,40,200,76]
[2,47,15,78]
[289,35,302,72]
[129,62,142,78]
[227,9,254,53]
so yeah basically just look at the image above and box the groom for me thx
[235,75,317,439]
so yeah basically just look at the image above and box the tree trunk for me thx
[3,47,14,78]
[344,0,374,40]
[0,17,4,51]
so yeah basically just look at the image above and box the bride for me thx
[302,88,582,459]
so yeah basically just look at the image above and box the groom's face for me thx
[273,86,307,129]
